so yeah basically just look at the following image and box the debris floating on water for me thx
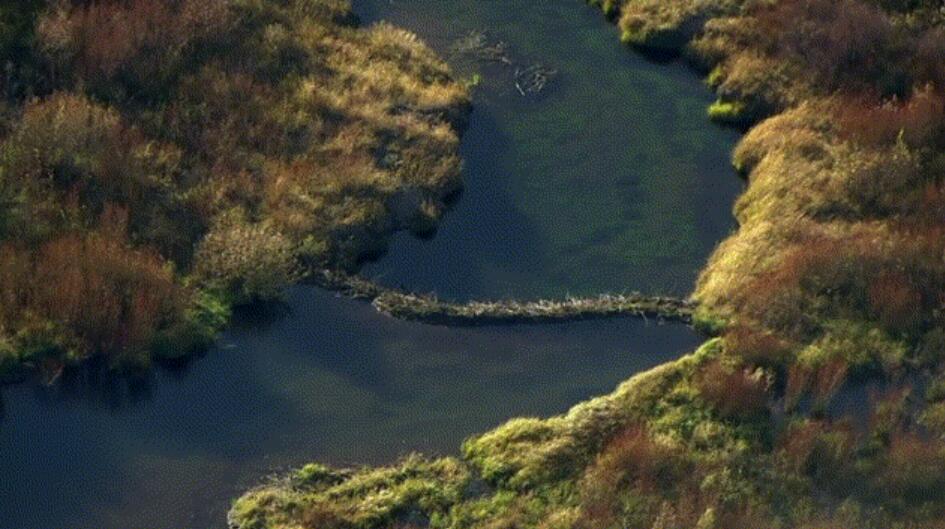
[514,64,557,96]
[450,30,557,96]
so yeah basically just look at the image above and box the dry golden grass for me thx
[0,0,469,369]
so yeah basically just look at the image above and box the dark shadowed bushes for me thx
[695,359,770,419]
[0,213,185,367]
[38,0,231,102]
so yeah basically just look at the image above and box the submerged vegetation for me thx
[0,0,468,378]
[231,0,945,528]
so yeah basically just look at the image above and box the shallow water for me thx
[0,2,740,528]
[360,0,741,300]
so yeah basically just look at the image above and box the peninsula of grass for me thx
[0,0,469,379]
[230,1,945,528]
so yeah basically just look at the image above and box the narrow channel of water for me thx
[0,288,700,529]
[0,2,740,528]
[360,0,741,300]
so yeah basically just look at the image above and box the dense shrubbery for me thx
[0,0,468,376]
[194,219,299,303]
[0,207,196,371]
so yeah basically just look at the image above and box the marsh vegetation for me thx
[0,0,469,378]
[231,1,945,528]
[3,0,944,528]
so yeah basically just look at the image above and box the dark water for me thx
[0,2,740,528]
[360,0,741,300]
[0,289,700,529]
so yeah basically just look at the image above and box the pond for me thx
[0,2,740,528]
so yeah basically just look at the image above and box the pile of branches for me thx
[451,30,558,97]
[312,270,695,326]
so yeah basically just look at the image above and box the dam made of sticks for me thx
[312,270,695,326]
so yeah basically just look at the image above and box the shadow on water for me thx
[229,299,294,332]
[359,0,742,300]
[8,300,300,412]
[368,104,550,298]
[50,363,156,410]
[0,287,703,529]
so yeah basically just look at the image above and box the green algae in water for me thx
[359,0,742,300]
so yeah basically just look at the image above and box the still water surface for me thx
[361,0,741,300]
[0,2,739,528]
[0,289,700,529]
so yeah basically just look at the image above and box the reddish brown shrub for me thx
[0,245,32,326]
[751,0,909,96]
[779,420,828,473]
[779,419,856,486]
[724,324,793,368]
[300,502,345,528]
[39,0,230,94]
[868,387,912,442]
[695,360,770,419]
[915,184,945,228]
[713,507,780,529]
[812,359,850,407]
[579,425,689,526]
[868,271,923,333]
[914,27,945,89]
[784,356,849,410]
[35,232,180,358]
[734,235,841,336]
[0,208,184,363]
[836,87,945,148]
[736,226,945,342]
[876,431,945,506]
[786,364,814,411]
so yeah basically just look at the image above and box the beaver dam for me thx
[312,270,695,325]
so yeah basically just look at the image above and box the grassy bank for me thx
[230,0,945,527]
[0,0,469,379]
